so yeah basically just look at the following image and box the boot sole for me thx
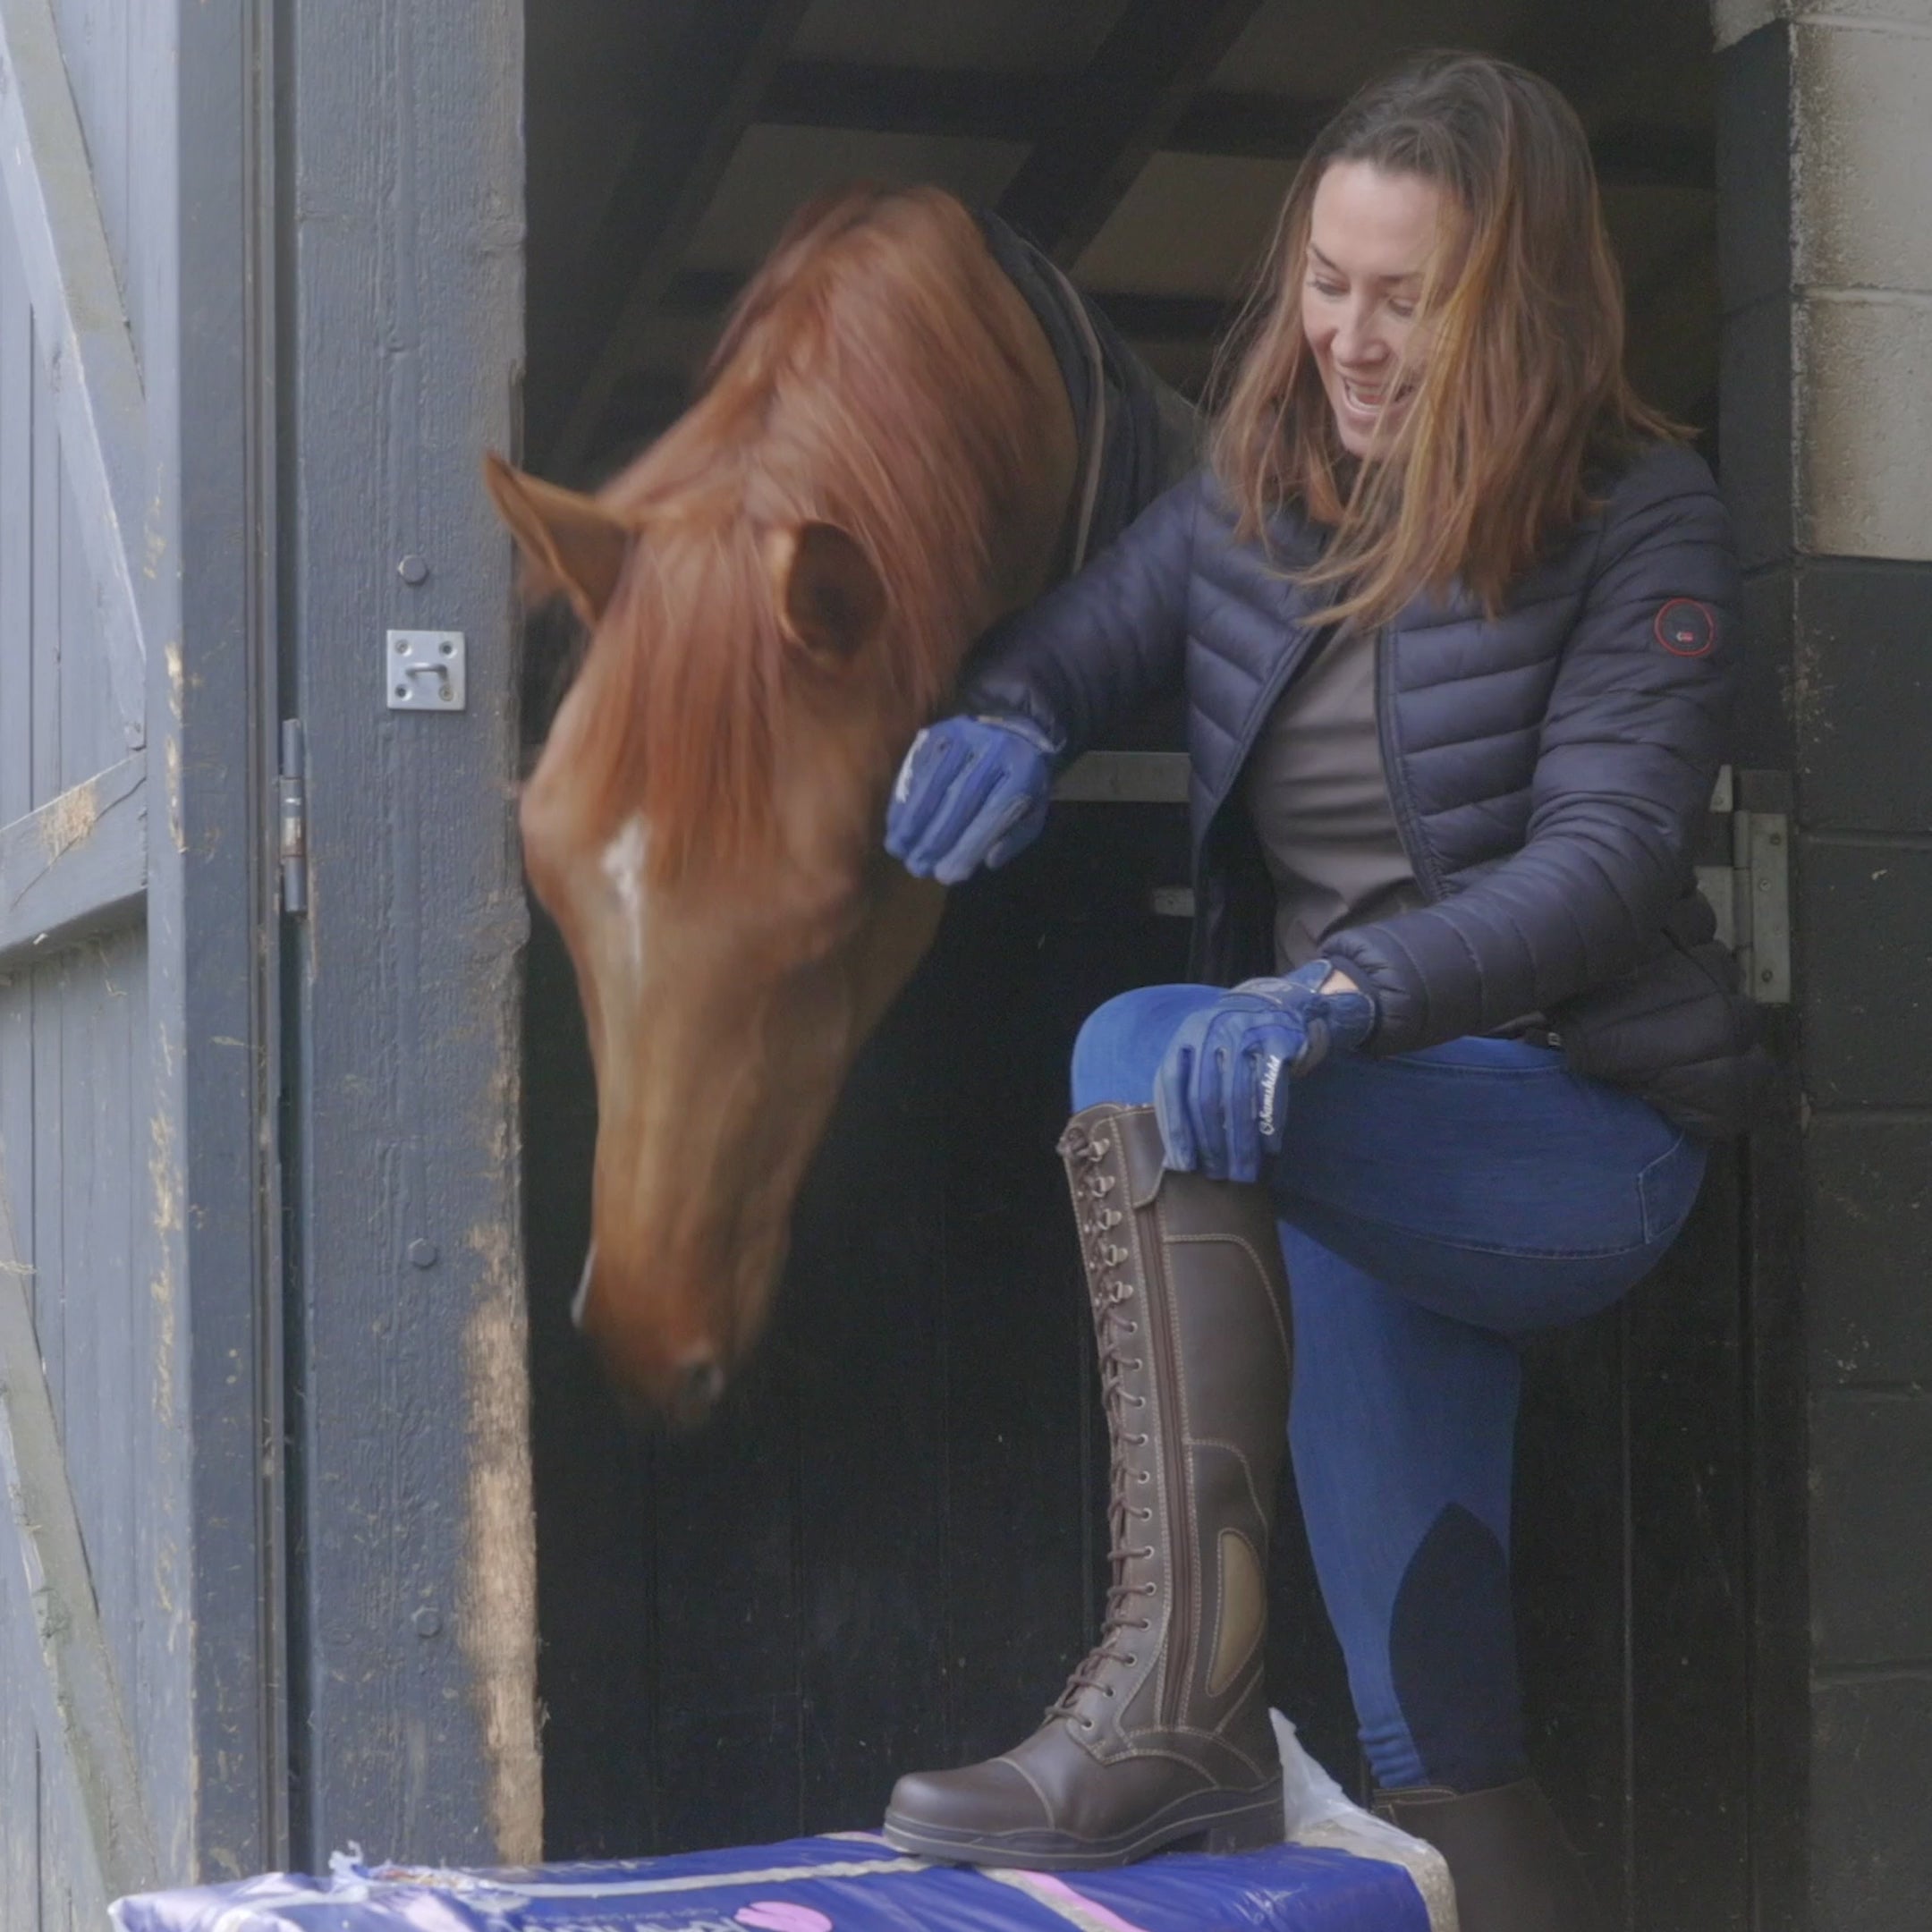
[881,1776,1283,1871]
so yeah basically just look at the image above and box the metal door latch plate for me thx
[386,630,466,710]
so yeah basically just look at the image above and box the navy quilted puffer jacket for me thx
[961,442,1769,1139]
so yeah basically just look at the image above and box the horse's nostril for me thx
[674,1356,726,1425]
[571,1244,596,1330]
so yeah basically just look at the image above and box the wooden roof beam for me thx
[761,60,1051,144]
[761,64,1713,191]
[995,0,1269,265]
[656,271,1235,350]
[547,0,812,479]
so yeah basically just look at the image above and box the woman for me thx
[877,51,1767,1932]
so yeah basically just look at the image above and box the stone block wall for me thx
[1714,5,1932,1928]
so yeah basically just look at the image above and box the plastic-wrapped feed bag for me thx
[114,1716,1453,1932]
[114,1831,1435,1932]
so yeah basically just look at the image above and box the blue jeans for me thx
[1072,985,1706,1793]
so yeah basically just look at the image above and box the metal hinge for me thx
[1694,767,1791,1004]
[277,719,309,917]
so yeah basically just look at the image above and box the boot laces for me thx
[1049,1128,1157,1721]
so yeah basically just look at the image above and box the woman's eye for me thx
[1309,279,1345,299]
[1388,299,1417,318]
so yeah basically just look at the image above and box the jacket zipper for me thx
[1373,624,1447,904]
[1204,623,1323,831]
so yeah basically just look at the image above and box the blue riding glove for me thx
[1154,959,1377,1182]
[886,714,1057,885]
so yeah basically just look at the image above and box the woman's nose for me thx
[1334,304,1385,366]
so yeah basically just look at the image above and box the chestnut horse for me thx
[489,186,1184,1421]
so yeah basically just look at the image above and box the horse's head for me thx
[489,186,1077,1421]
[488,455,947,1422]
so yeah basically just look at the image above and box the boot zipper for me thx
[1150,1242,1196,1725]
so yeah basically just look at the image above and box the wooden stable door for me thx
[527,792,1765,1930]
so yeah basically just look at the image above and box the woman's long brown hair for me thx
[1210,52,1681,630]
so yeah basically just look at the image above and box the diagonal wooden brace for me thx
[0,0,153,741]
[0,1166,160,1905]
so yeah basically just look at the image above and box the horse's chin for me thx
[585,1320,733,1430]
[576,1241,785,1428]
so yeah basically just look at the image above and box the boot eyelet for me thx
[1136,1470,1150,1483]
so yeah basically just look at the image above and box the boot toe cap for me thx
[885,1759,1051,1844]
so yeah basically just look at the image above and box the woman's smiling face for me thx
[1300,160,1449,459]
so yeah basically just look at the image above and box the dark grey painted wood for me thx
[1807,1116,1932,1386]
[0,4,172,1910]
[0,1168,160,1908]
[0,0,153,739]
[1810,1393,1932,1670]
[1792,561,1932,834]
[0,152,30,1895]
[0,182,31,834]
[0,1538,37,1926]
[3,930,165,1923]
[159,0,286,1881]
[1798,841,1932,1109]
[0,0,285,1911]
[49,0,166,377]
[284,0,537,1868]
[0,756,147,968]
[1809,1672,1932,1932]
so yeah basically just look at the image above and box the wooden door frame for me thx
[278,0,540,1868]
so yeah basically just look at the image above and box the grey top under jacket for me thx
[1240,624,1426,972]
[959,445,1772,1138]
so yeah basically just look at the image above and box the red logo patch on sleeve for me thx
[1654,598,1717,657]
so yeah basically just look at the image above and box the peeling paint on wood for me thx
[0,755,146,967]
[34,775,98,861]
[463,1215,543,1864]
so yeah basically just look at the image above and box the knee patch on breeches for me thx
[1387,1503,1530,1792]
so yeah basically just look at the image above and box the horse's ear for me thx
[768,521,886,662]
[483,452,632,625]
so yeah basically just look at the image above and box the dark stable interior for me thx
[520,4,1741,1921]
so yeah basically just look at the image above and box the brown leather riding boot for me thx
[883,1101,1292,1869]
[1374,1780,1609,1932]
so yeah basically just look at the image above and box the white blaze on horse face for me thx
[572,1243,597,1330]
[599,813,651,979]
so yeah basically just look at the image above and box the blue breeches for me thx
[1071,985,1705,1793]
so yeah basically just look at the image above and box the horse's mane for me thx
[572,185,1060,886]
